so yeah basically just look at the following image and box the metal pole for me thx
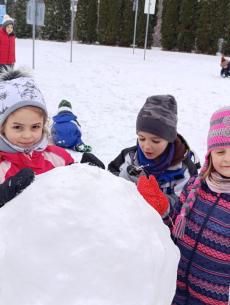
[32,0,36,69]
[70,0,74,63]
[133,0,138,54]
[144,0,151,61]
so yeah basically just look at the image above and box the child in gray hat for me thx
[108,95,200,208]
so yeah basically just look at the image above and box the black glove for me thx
[127,165,148,177]
[80,152,105,169]
[0,168,35,207]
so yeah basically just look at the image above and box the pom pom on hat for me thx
[0,66,47,128]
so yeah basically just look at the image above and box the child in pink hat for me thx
[138,106,230,304]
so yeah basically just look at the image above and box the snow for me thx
[0,164,179,305]
[16,39,227,166]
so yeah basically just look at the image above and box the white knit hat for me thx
[2,14,14,30]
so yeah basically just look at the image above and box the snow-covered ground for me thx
[15,39,226,166]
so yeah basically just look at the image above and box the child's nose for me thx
[22,131,32,138]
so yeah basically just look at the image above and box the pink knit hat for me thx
[173,106,230,239]
[204,106,230,167]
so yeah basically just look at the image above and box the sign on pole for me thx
[0,5,6,24]
[144,0,156,15]
[144,0,156,60]
[26,0,45,69]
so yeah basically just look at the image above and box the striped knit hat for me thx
[220,56,229,67]
[173,106,230,239]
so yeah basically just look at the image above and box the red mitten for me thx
[137,175,169,216]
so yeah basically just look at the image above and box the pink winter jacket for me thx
[0,145,74,183]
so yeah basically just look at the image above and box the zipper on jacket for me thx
[7,35,10,64]
[185,193,221,305]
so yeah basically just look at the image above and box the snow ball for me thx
[0,164,180,305]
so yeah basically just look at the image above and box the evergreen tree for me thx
[222,2,230,55]
[40,0,57,40]
[0,0,4,5]
[106,0,123,45]
[56,0,71,41]
[14,0,33,38]
[222,24,230,55]
[98,0,109,44]
[76,0,88,42]
[135,0,154,48]
[161,0,181,50]
[216,0,229,39]
[86,0,98,43]
[8,0,15,18]
[120,0,134,47]
[196,0,218,55]
[177,0,199,52]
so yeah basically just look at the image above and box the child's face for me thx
[4,108,44,148]
[5,24,13,35]
[211,148,230,177]
[138,131,169,162]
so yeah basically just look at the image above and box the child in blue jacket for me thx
[220,56,230,78]
[52,100,91,153]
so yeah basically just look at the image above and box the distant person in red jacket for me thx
[0,14,15,72]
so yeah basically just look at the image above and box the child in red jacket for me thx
[0,67,105,207]
[0,14,15,71]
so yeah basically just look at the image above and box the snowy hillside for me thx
[15,39,226,166]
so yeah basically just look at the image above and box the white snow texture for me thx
[0,164,179,305]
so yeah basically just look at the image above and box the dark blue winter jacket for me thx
[52,111,83,150]
[220,62,230,76]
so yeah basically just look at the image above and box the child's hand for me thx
[127,165,148,177]
[80,152,105,169]
[137,175,169,216]
[0,168,35,207]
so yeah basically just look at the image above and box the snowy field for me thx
[16,39,227,166]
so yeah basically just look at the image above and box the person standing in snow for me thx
[108,95,200,208]
[52,100,92,153]
[0,15,15,72]
[0,68,105,207]
[220,56,230,78]
[138,106,230,304]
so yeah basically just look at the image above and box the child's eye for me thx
[32,125,40,129]
[13,126,21,130]
[139,138,145,141]
[153,140,160,144]
[217,151,224,154]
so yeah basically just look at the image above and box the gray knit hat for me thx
[136,95,178,142]
[0,67,47,128]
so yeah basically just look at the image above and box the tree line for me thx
[4,0,157,48]
[3,0,230,55]
[161,0,230,55]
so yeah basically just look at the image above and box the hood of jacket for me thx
[53,113,77,123]
[170,133,190,166]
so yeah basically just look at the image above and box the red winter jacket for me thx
[0,145,74,184]
[0,27,15,64]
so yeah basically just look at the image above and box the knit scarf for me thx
[137,143,174,179]
[206,171,230,193]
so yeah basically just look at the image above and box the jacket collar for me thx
[0,134,48,153]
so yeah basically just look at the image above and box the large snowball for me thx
[0,164,180,305]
